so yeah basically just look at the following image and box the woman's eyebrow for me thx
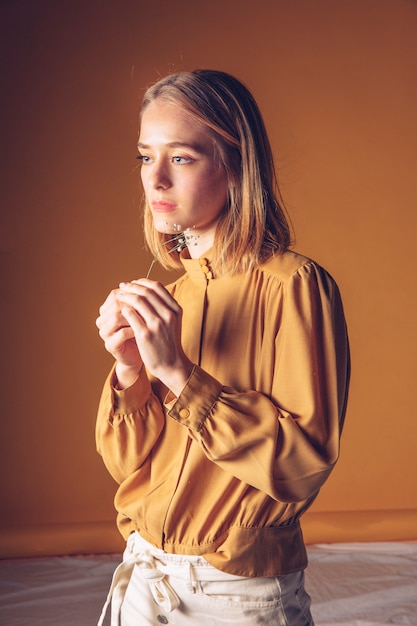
[137,141,205,152]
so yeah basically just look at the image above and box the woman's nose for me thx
[149,161,172,189]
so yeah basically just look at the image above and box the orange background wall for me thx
[1,0,416,558]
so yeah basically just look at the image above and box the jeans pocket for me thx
[199,576,284,609]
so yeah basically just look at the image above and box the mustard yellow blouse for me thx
[96,249,350,577]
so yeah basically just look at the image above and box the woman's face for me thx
[138,98,228,254]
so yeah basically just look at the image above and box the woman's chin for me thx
[153,219,179,234]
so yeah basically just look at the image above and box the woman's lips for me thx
[151,201,176,212]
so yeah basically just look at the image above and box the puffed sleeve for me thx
[167,261,350,503]
[95,365,165,484]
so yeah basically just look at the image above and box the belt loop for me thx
[185,560,197,594]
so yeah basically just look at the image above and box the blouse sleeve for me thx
[166,261,350,503]
[95,365,165,484]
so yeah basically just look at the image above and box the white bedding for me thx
[0,542,416,625]
[306,543,417,625]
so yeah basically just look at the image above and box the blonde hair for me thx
[141,69,292,276]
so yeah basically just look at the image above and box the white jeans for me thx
[98,532,314,625]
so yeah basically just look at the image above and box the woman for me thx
[96,69,350,625]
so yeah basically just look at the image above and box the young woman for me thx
[96,69,350,625]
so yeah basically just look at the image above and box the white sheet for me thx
[306,543,417,625]
[0,543,416,625]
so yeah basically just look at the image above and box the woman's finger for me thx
[120,279,181,314]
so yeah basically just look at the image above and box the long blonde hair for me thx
[141,69,292,276]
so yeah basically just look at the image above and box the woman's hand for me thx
[96,287,143,389]
[97,278,193,396]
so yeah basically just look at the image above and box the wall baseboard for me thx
[1,509,416,559]
[0,521,125,559]
[302,508,417,544]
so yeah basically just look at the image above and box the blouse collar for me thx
[180,248,215,283]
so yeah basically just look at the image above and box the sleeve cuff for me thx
[166,365,223,431]
[110,365,153,414]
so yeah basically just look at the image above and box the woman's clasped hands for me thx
[96,278,193,396]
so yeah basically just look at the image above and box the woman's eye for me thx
[172,156,192,164]
[136,155,151,163]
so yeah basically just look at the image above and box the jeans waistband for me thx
[97,531,247,625]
